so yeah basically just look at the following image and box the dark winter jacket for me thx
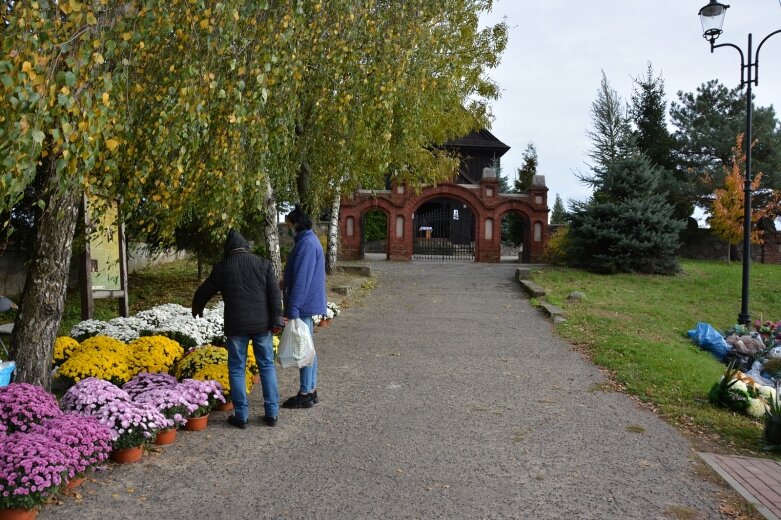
[283,229,327,319]
[192,230,283,336]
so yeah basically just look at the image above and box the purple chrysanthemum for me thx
[0,432,79,509]
[29,414,114,474]
[60,377,131,414]
[122,372,178,398]
[180,378,225,417]
[0,383,62,435]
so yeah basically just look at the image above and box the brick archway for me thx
[339,176,549,262]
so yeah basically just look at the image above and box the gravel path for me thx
[41,261,726,520]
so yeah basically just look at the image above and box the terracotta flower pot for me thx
[252,373,260,384]
[0,508,38,520]
[184,414,209,431]
[154,428,177,445]
[215,400,233,412]
[65,476,85,490]
[110,445,143,464]
[317,319,331,328]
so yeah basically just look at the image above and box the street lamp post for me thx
[698,0,781,325]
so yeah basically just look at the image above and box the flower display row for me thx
[0,384,114,512]
[69,302,225,348]
[56,335,184,386]
[0,376,228,515]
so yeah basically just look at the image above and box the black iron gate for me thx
[413,206,475,261]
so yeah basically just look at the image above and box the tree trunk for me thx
[326,187,341,275]
[263,176,282,279]
[297,160,312,214]
[197,252,204,280]
[11,165,81,390]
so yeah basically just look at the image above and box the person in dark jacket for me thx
[192,230,284,428]
[280,205,326,409]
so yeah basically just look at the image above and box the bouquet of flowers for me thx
[122,372,178,398]
[132,386,197,429]
[60,377,131,414]
[173,345,228,379]
[180,378,225,418]
[0,383,62,435]
[29,414,114,475]
[0,432,79,510]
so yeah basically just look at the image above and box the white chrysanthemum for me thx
[155,316,205,349]
[759,385,777,402]
[69,319,108,341]
[326,301,341,317]
[747,398,768,418]
[730,380,748,393]
[136,304,190,327]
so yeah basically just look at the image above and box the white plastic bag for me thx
[277,318,315,368]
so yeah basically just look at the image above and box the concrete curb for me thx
[516,272,566,323]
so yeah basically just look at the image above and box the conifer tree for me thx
[549,194,567,225]
[514,143,537,192]
[569,74,685,274]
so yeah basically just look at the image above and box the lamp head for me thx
[699,1,730,43]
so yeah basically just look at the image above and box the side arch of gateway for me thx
[338,171,550,263]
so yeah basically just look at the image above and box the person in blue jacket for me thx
[281,205,327,408]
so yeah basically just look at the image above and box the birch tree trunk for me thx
[11,164,81,390]
[326,187,341,275]
[263,176,282,279]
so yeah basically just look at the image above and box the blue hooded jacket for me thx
[283,229,327,319]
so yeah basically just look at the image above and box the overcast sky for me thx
[480,1,781,217]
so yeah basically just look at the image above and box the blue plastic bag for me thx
[687,322,732,361]
[0,361,14,387]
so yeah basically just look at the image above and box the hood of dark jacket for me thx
[224,229,250,257]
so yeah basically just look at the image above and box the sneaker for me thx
[262,416,278,427]
[227,415,248,429]
[311,390,319,404]
[281,392,315,409]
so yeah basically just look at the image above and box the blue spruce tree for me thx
[569,73,685,274]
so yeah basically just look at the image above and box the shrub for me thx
[541,225,570,265]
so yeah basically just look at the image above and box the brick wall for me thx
[339,177,549,263]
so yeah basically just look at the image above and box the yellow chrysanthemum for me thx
[174,345,228,380]
[53,336,79,365]
[192,363,253,396]
[73,335,128,356]
[128,335,184,374]
[58,349,134,386]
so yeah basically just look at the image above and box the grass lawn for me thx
[530,258,781,455]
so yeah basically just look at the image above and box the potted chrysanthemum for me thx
[93,398,168,463]
[29,414,113,489]
[133,385,198,445]
[0,432,80,519]
[179,378,225,431]
[0,383,62,435]
[192,364,253,412]
[122,372,178,398]
[60,377,132,415]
